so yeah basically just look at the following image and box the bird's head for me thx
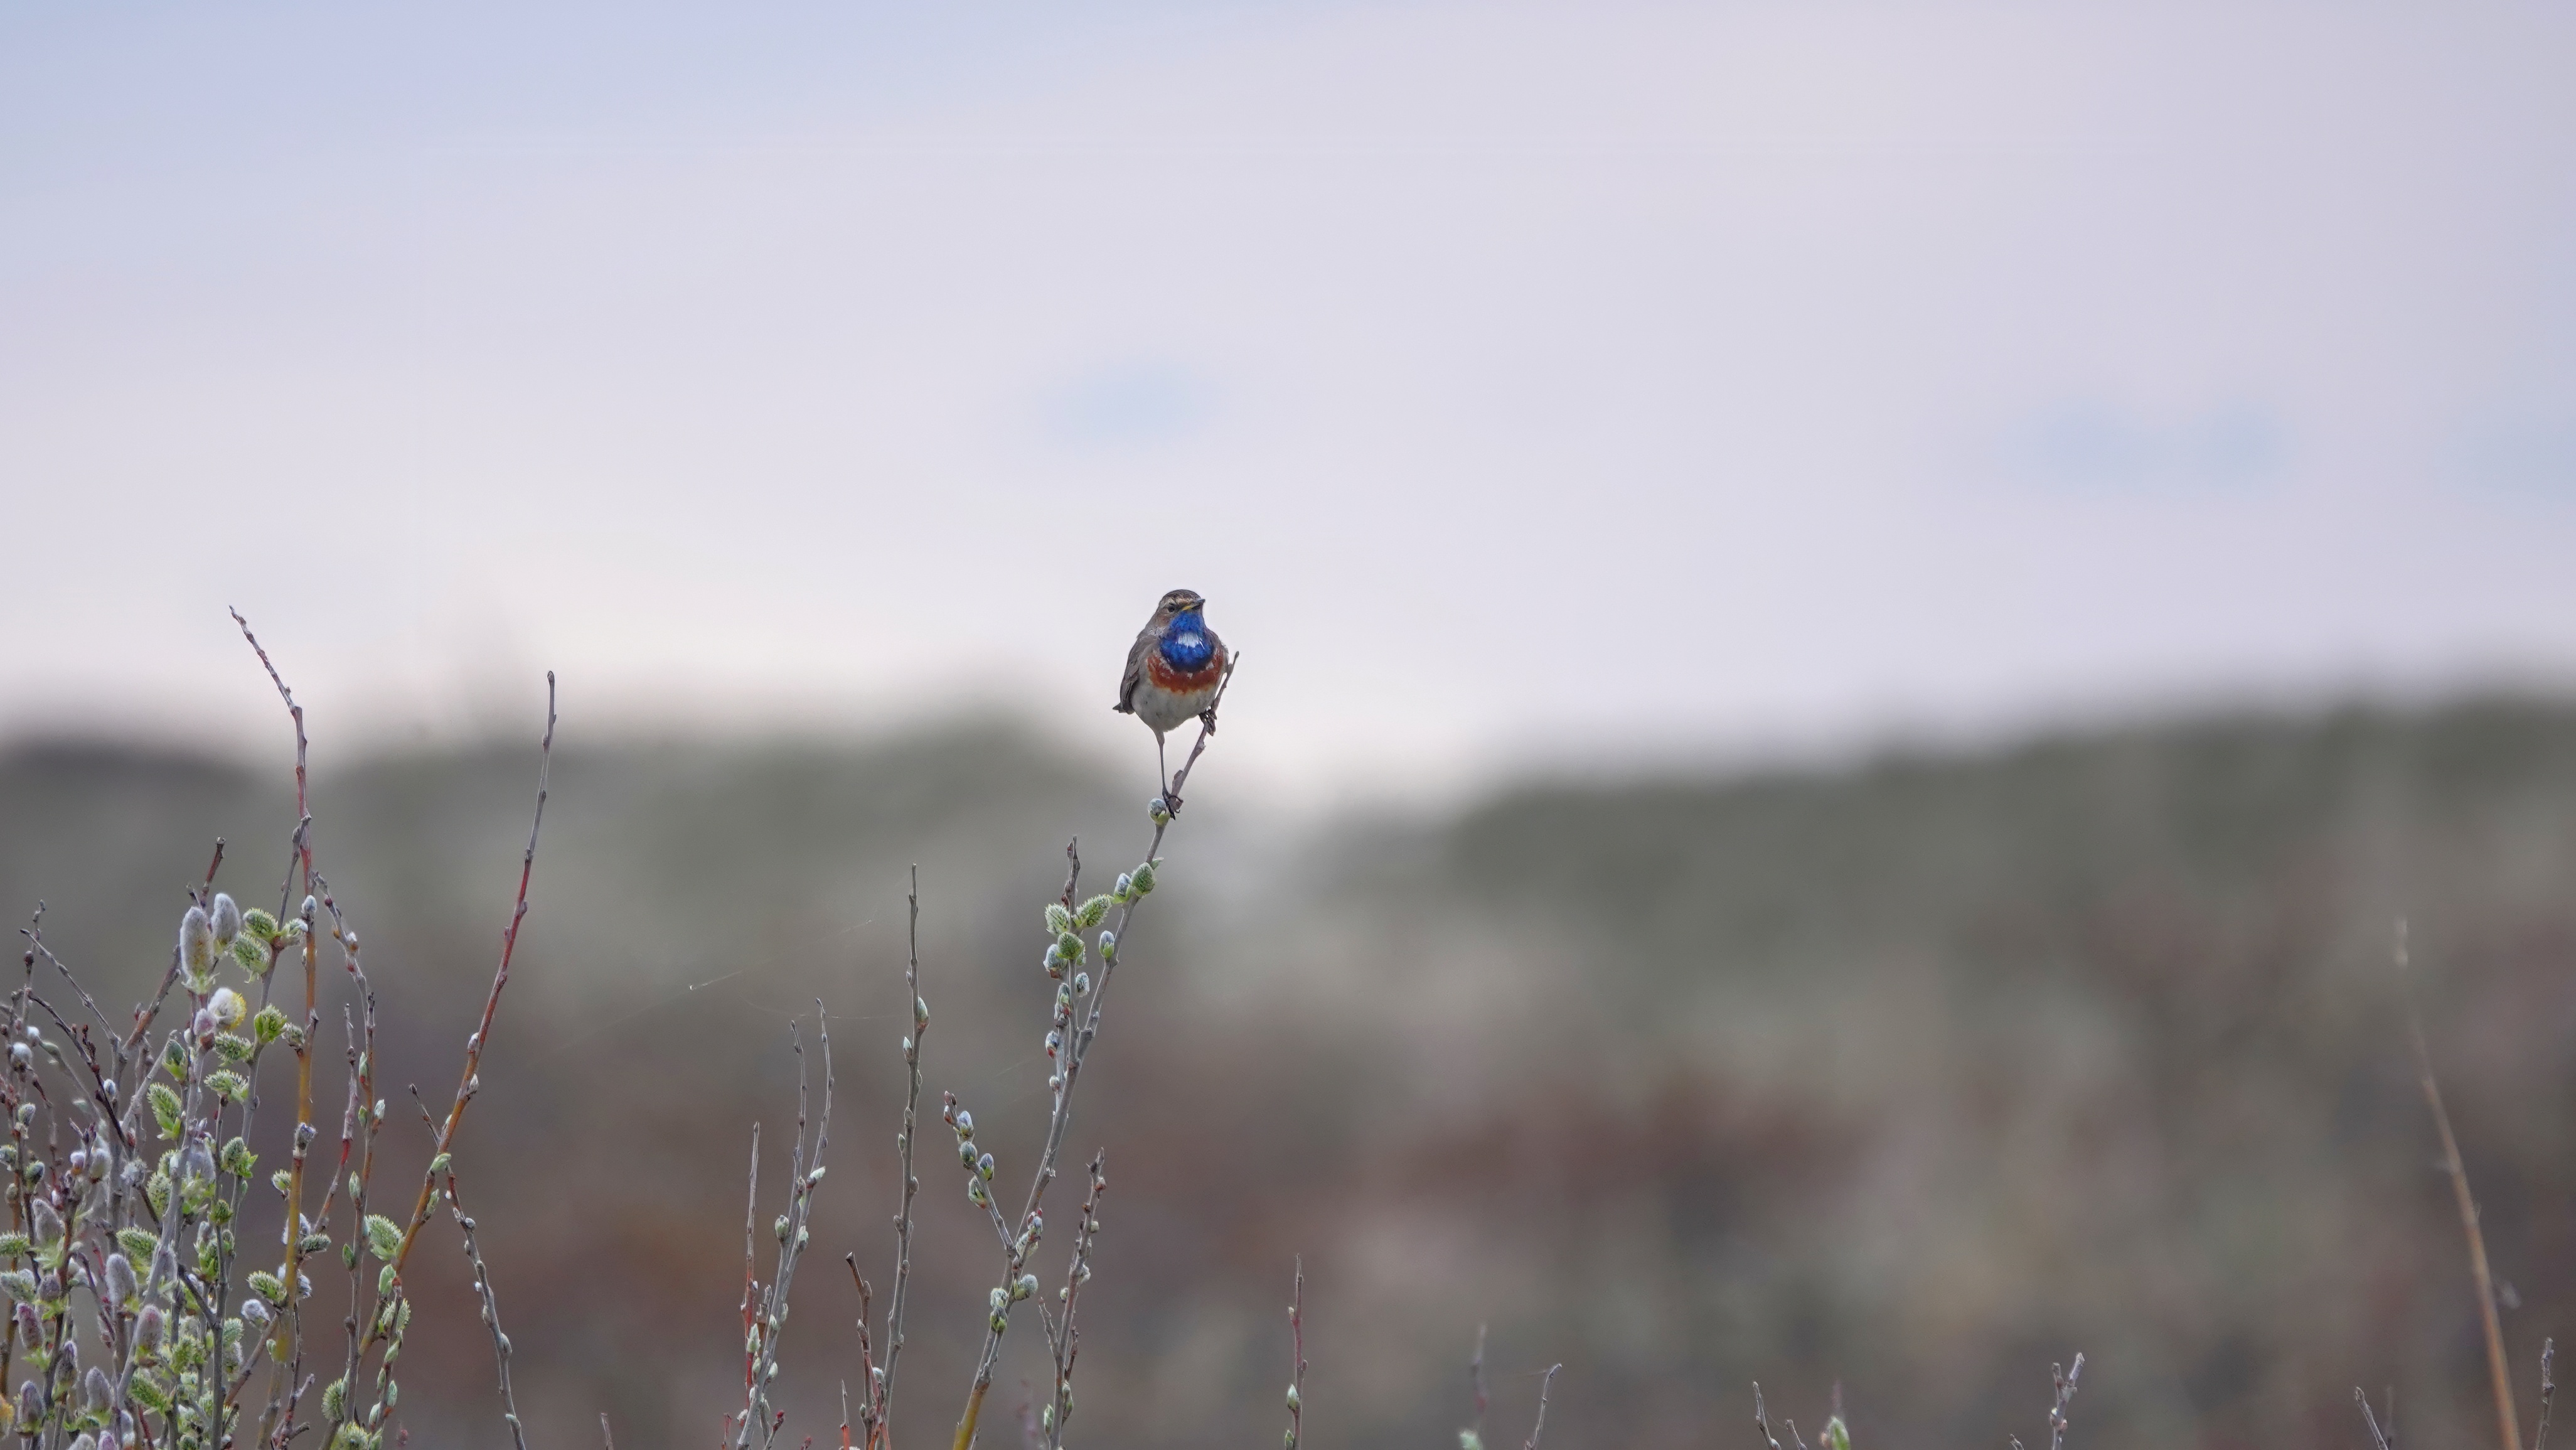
[1155,589,1207,621]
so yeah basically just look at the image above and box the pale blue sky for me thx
[6,1,2574,798]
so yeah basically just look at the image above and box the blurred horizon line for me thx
[14,674,2576,806]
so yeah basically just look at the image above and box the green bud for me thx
[1824,1417,1851,1450]
[241,908,281,943]
[147,1082,183,1139]
[1044,904,1072,937]
[1130,861,1157,896]
[116,1227,156,1260]
[0,1233,24,1260]
[130,1372,173,1412]
[1075,894,1113,929]
[363,1215,402,1261]
[228,936,269,977]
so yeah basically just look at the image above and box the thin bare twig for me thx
[2013,1353,2085,1450]
[736,1006,833,1449]
[1755,1383,1788,1450]
[2537,1339,2557,1450]
[1040,1152,1106,1450]
[2048,1355,2083,1450]
[847,1265,877,1450]
[1523,1364,1561,1450]
[717,1007,836,1449]
[393,671,556,1274]
[232,608,321,1438]
[878,866,927,1450]
[2400,919,2522,1450]
[949,662,1237,1450]
[740,1122,764,1415]
[2359,1387,2397,1450]
[437,1164,529,1450]
[319,669,552,1446]
[1282,1258,1308,1450]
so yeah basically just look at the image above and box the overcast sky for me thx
[6,1,2573,800]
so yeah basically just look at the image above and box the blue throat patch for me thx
[1159,611,1215,671]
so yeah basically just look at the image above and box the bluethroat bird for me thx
[1114,588,1229,802]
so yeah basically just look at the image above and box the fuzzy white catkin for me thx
[180,905,214,976]
[209,891,242,946]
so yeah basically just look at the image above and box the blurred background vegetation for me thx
[6,696,2572,1449]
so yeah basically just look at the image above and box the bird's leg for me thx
[1156,733,1173,807]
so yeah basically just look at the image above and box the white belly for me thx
[1131,675,1220,734]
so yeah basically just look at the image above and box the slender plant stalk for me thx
[1283,1258,1308,1450]
[949,658,1237,1450]
[391,672,556,1275]
[1522,1364,1561,1450]
[877,866,927,1449]
[2399,920,2522,1450]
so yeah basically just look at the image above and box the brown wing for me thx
[1113,621,1158,713]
